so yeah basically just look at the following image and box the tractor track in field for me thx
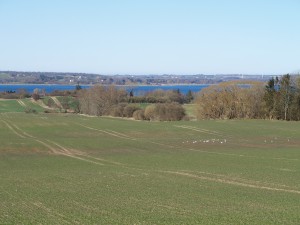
[74,122,182,153]
[44,139,106,166]
[2,115,298,162]
[2,116,300,195]
[0,119,26,138]
[50,97,63,108]
[175,125,226,136]
[106,129,136,140]
[180,169,295,189]
[0,119,106,166]
[12,124,35,138]
[162,170,300,195]
[174,125,299,161]
[74,122,299,161]
[1,189,73,224]
[16,99,26,107]
[175,125,249,141]
[2,118,128,167]
[74,123,136,141]
[32,201,80,225]
[31,99,51,110]
[186,147,299,161]
[144,137,299,161]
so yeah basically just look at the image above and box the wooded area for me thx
[77,86,186,121]
[196,75,300,121]
[2,74,300,121]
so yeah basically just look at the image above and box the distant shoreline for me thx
[0,83,213,86]
[0,83,210,95]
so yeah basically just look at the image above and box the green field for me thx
[0,99,45,113]
[0,73,11,79]
[0,104,300,224]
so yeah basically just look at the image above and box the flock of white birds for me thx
[182,139,227,144]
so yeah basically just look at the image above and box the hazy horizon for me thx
[0,69,287,76]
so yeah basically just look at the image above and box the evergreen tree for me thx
[75,82,82,91]
[264,77,276,119]
[185,90,194,103]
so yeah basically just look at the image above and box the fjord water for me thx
[0,84,210,95]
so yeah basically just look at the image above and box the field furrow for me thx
[0,113,299,224]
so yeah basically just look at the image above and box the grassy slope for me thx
[183,103,196,119]
[0,112,299,224]
[0,73,11,79]
[0,99,45,113]
[0,100,25,112]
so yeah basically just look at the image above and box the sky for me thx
[0,0,299,75]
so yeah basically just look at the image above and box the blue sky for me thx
[0,0,299,75]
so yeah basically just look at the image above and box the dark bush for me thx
[24,107,37,114]
[49,90,75,97]
[144,103,185,121]
[133,109,145,120]
[46,98,56,107]
[32,93,40,101]
[123,105,140,117]
[110,103,127,117]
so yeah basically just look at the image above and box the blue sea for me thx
[0,84,210,96]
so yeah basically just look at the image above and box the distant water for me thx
[0,84,91,94]
[0,84,210,95]
[128,84,210,95]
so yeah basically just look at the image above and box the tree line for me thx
[196,74,300,121]
[78,86,188,121]
[264,74,300,120]
[2,75,300,121]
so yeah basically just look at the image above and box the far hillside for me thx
[1,74,300,121]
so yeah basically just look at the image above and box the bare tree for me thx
[195,81,265,120]
[78,86,127,116]
[279,74,293,120]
